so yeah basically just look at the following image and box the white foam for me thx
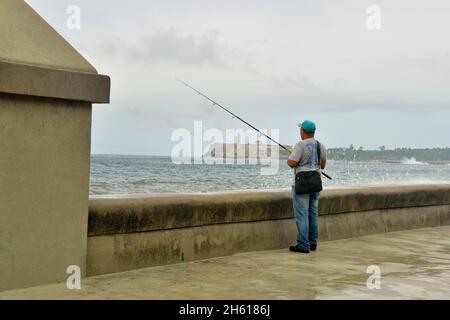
[401,157,428,165]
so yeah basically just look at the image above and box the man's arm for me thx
[320,144,327,169]
[287,143,302,168]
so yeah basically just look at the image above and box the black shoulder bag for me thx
[294,141,323,195]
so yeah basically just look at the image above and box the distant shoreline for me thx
[92,146,450,164]
[91,153,450,165]
[328,159,450,165]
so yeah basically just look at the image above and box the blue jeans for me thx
[291,187,320,251]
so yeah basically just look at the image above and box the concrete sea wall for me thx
[0,1,110,291]
[86,185,450,276]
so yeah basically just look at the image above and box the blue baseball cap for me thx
[297,120,316,133]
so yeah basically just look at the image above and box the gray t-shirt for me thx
[289,138,327,181]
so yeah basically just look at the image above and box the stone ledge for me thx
[88,184,450,236]
[86,205,450,276]
[0,61,110,103]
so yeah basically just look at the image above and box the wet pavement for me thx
[1,226,449,299]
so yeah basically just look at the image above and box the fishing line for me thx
[176,78,332,180]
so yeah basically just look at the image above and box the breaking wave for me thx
[401,157,428,165]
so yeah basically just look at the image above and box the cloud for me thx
[124,29,225,66]
[25,0,450,153]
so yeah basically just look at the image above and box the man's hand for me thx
[286,147,293,153]
[287,159,298,168]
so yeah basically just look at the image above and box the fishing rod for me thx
[176,78,332,180]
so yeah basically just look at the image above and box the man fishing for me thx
[177,80,332,253]
[287,120,327,253]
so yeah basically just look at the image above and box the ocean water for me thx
[89,155,450,195]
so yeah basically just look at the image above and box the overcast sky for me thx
[26,0,450,155]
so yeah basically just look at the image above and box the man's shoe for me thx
[310,245,317,251]
[289,245,310,253]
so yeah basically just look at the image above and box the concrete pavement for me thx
[1,226,449,299]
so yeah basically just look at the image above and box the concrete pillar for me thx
[0,0,110,291]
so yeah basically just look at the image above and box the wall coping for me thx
[0,61,110,103]
[88,184,450,236]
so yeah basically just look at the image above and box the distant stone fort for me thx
[205,141,291,159]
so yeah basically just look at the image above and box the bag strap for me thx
[295,140,322,174]
[316,140,321,165]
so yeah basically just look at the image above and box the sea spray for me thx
[401,157,428,165]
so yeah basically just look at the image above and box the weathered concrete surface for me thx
[0,61,110,103]
[0,0,96,73]
[87,185,450,276]
[89,185,450,235]
[0,94,92,291]
[0,1,110,291]
[0,2,110,103]
[87,205,450,276]
[2,226,449,299]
